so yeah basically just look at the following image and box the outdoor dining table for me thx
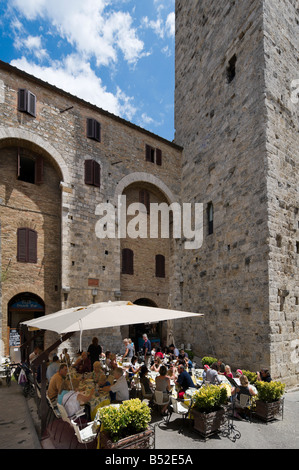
[78,376,111,420]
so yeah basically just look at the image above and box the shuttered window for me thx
[17,228,38,263]
[155,254,165,278]
[84,160,101,187]
[145,144,162,166]
[122,248,134,275]
[18,89,36,117]
[87,118,101,142]
[17,149,44,185]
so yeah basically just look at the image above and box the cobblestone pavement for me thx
[0,378,298,450]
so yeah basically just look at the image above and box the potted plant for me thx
[201,356,218,368]
[191,384,228,438]
[98,399,153,449]
[255,381,285,422]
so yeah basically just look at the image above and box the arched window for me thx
[122,248,134,275]
[155,254,165,278]
[17,228,38,263]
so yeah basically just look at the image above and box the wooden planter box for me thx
[99,428,154,449]
[255,399,283,422]
[192,407,226,438]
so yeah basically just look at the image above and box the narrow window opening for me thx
[227,54,237,83]
[207,202,214,235]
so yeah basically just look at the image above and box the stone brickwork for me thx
[0,60,182,356]
[174,0,298,387]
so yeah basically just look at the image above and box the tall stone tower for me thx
[174,0,299,387]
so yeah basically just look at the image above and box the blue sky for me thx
[0,0,175,141]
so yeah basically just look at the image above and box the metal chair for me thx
[170,396,191,433]
[141,383,153,402]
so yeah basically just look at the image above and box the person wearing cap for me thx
[202,364,210,381]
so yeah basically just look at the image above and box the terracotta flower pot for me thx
[99,428,154,449]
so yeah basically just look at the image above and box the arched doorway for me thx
[128,298,165,353]
[8,293,45,356]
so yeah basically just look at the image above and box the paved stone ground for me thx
[0,378,298,450]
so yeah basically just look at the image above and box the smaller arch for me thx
[114,172,178,206]
[134,298,158,308]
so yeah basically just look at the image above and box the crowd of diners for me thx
[30,336,273,425]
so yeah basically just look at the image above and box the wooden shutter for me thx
[86,118,94,139]
[155,254,165,278]
[27,91,36,117]
[17,148,21,178]
[94,120,101,142]
[122,248,134,275]
[87,118,101,142]
[84,159,94,185]
[17,228,27,262]
[28,229,38,263]
[93,161,101,187]
[35,156,44,184]
[156,148,162,166]
[145,144,155,163]
[18,89,28,112]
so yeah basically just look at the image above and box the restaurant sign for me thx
[10,300,44,310]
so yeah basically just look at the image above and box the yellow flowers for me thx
[192,384,228,413]
[256,381,285,403]
[98,399,151,442]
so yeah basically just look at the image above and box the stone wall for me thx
[263,0,299,386]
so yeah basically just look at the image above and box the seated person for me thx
[74,351,91,374]
[231,374,257,420]
[151,356,162,372]
[48,364,68,401]
[91,361,103,382]
[155,348,164,360]
[168,344,179,361]
[155,365,171,415]
[202,364,210,381]
[109,353,118,370]
[60,348,71,365]
[46,355,60,382]
[101,367,129,402]
[166,363,178,381]
[128,356,141,380]
[224,365,233,379]
[257,368,272,382]
[176,365,196,399]
[58,378,94,425]
[176,349,188,366]
[205,362,221,385]
[139,365,153,398]
[217,359,226,375]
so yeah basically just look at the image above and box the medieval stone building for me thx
[0,0,298,387]
[174,0,299,388]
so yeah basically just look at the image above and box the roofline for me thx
[0,59,183,151]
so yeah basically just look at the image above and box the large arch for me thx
[0,127,70,184]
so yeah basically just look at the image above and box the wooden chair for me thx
[71,419,98,445]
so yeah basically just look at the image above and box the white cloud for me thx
[10,55,137,121]
[10,0,145,67]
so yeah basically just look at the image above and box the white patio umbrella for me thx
[21,300,203,350]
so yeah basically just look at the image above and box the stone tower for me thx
[174,0,299,387]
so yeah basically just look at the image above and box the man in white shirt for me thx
[102,367,129,402]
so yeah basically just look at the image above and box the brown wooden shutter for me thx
[94,120,101,142]
[156,148,162,166]
[93,161,101,187]
[17,148,21,178]
[28,229,37,263]
[122,248,134,275]
[18,89,28,112]
[86,118,94,139]
[27,91,36,117]
[17,228,27,262]
[155,254,165,278]
[35,156,44,184]
[85,159,94,185]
